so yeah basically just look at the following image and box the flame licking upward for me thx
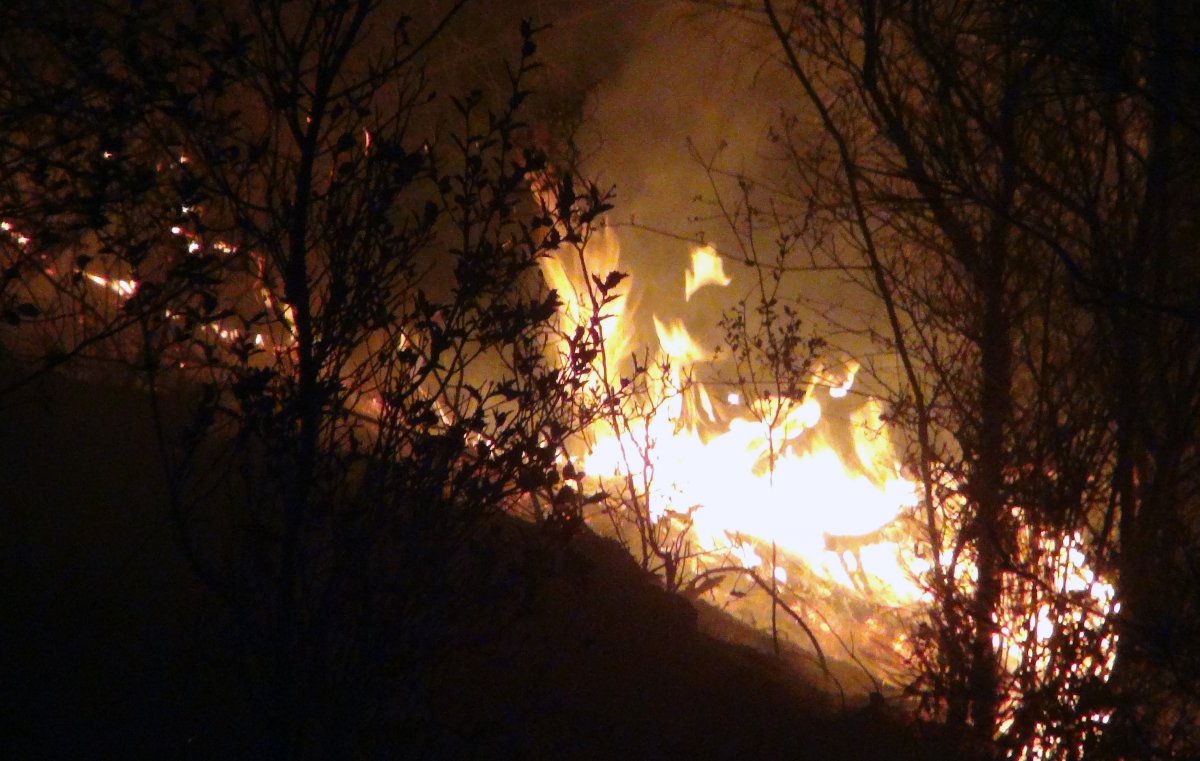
[548,228,923,610]
[684,245,731,301]
[547,226,1117,730]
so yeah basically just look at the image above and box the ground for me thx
[0,365,970,760]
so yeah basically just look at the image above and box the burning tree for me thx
[697,0,1200,758]
[0,0,627,755]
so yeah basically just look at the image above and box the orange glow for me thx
[546,227,1117,712]
[552,230,922,608]
[538,226,630,385]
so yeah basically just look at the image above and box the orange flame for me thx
[551,229,921,607]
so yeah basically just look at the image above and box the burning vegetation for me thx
[2,0,1200,759]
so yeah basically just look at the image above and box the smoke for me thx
[430,0,865,380]
[531,1,802,363]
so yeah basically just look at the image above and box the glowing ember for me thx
[84,272,138,297]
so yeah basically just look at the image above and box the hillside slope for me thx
[0,368,966,760]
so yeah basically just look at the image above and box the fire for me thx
[552,227,923,614]
[538,226,630,385]
[684,245,731,301]
[5,169,1116,717]
[549,226,1119,721]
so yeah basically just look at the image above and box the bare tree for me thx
[1005,3,1200,756]
[692,0,1200,757]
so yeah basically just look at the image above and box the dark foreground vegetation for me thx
[0,365,968,760]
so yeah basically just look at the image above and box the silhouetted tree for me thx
[0,1,624,756]
[699,0,1200,757]
[1007,3,1200,756]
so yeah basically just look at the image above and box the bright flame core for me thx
[547,227,1116,714]
[5,151,1117,723]
[554,230,923,611]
